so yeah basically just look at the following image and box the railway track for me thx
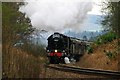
[45,64,120,78]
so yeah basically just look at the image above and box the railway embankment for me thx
[73,39,119,71]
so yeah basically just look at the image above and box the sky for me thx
[19,0,104,33]
[81,1,103,32]
[88,1,103,15]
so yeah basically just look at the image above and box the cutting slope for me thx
[74,39,119,71]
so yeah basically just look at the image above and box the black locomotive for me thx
[46,32,86,64]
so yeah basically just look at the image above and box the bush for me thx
[104,50,116,59]
[87,46,93,54]
[95,31,117,45]
[14,40,46,57]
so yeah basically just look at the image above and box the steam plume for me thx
[19,0,93,32]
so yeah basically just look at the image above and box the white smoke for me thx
[19,0,93,32]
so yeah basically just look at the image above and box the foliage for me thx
[2,2,46,78]
[101,1,120,36]
[104,50,117,59]
[22,43,46,57]
[106,51,114,59]
[86,45,93,54]
[95,31,117,45]
[2,2,33,45]
[83,35,88,41]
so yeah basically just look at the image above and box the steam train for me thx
[46,32,86,64]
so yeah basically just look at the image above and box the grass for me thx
[2,44,47,78]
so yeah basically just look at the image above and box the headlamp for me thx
[55,50,57,52]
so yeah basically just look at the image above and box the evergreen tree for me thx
[2,2,34,46]
[101,1,120,36]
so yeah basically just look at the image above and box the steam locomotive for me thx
[46,32,86,64]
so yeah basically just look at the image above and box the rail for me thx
[45,64,120,78]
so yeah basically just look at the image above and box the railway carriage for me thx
[46,32,86,64]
